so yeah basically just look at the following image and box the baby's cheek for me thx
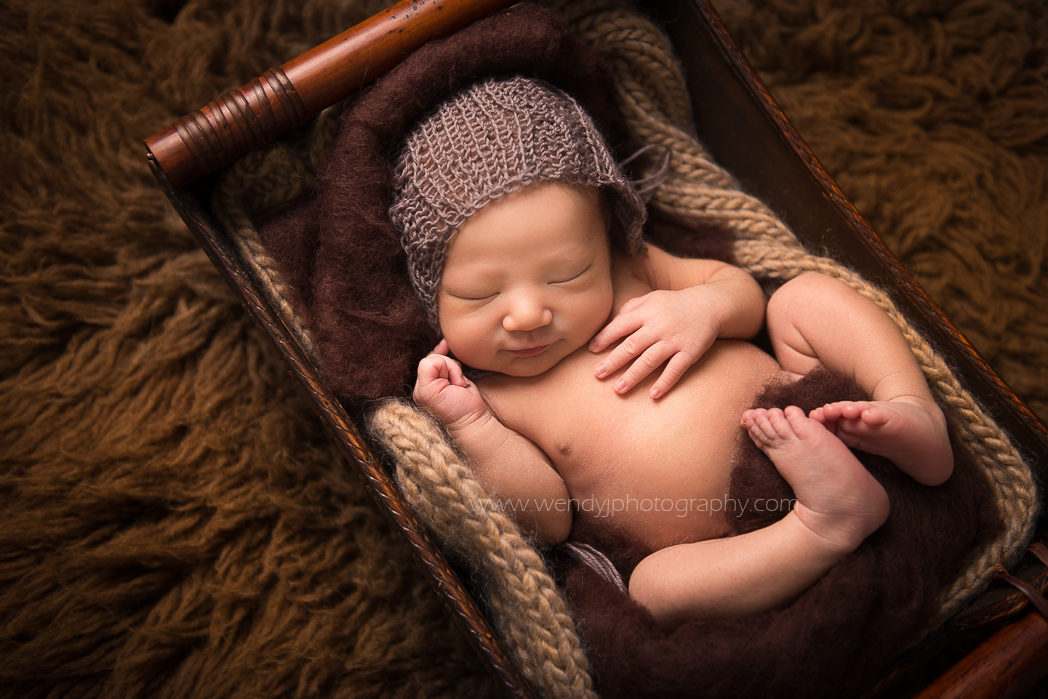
[442,329,492,372]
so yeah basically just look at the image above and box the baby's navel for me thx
[556,441,573,457]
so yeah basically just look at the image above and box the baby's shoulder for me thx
[615,243,737,293]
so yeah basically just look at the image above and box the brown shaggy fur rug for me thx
[1,0,1045,696]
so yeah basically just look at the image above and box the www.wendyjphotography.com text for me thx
[481,494,797,519]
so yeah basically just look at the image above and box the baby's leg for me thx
[765,272,952,485]
[629,406,888,625]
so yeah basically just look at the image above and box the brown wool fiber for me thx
[1,0,1045,696]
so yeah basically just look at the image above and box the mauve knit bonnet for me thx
[389,76,647,328]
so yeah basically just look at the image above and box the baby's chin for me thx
[491,356,558,377]
[453,354,556,378]
[496,363,554,378]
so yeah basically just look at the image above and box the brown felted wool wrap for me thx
[259,3,683,399]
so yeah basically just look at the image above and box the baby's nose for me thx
[502,293,553,332]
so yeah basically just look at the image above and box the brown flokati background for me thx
[1,0,1045,696]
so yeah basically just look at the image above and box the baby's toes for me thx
[781,405,821,439]
[744,408,780,445]
[739,409,758,429]
[763,407,803,441]
[857,403,891,426]
[811,402,841,421]
[838,401,874,421]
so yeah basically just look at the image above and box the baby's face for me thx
[438,182,614,376]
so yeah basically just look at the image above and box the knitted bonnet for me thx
[389,76,647,328]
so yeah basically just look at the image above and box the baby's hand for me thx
[589,287,718,399]
[414,340,489,428]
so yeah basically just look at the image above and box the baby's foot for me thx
[809,399,953,486]
[741,406,890,554]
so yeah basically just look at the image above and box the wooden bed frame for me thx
[145,1,1048,695]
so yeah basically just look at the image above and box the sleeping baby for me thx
[391,77,953,627]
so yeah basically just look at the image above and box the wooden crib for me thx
[145,1,1048,695]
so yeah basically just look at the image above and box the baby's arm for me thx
[414,342,572,545]
[591,244,766,398]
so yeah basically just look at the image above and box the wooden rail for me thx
[145,0,516,190]
[917,611,1048,698]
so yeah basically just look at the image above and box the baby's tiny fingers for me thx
[417,354,443,379]
[589,313,641,353]
[614,344,671,395]
[649,352,694,399]
[594,332,647,378]
[445,359,466,387]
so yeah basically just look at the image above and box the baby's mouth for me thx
[506,344,551,358]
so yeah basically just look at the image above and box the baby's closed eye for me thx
[550,262,593,286]
[448,289,498,301]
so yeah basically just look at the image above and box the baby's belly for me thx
[480,340,784,551]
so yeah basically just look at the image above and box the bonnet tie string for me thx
[619,143,672,202]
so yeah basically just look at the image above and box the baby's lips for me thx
[506,344,550,358]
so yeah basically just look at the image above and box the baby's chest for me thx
[498,370,743,548]
[482,340,783,498]
[485,353,734,476]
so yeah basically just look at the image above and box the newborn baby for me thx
[391,77,953,626]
